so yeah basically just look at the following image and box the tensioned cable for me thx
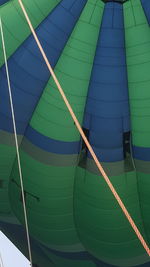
[0,17,33,267]
[18,0,150,257]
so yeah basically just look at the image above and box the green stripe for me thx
[9,0,105,251]
[74,166,148,266]
[0,0,61,66]
[30,0,104,142]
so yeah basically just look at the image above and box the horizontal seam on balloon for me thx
[126,49,150,58]
[131,115,150,118]
[44,89,87,102]
[49,68,90,83]
[76,189,138,204]
[79,19,101,29]
[94,63,127,67]
[41,94,86,109]
[87,79,129,85]
[124,22,147,29]
[11,57,50,82]
[0,80,41,99]
[127,60,150,66]
[125,40,150,49]
[67,42,96,56]
[15,1,40,25]
[31,110,79,135]
[84,112,129,119]
[32,0,56,18]
[129,79,150,84]
[18,163,77,178]
[35,100,83,117]
[0,2,65,68]
[78,229,140,245]
[0,74,42,98]
[42,93,86,109]
[59,51,95,65]
[12,180,74,200]
[0,110,28,123]
[27,221,76,232]
[63,43,95,58]
[85,96,129,103]
[12,39,61,65]
[78,221,143,232]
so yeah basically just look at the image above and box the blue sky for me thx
[0,231,30,267]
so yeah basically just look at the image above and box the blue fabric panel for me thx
[100,2,124,30]
[83,113,91,129]
[86,99,129,117]
[90,131,122,149]
[87,83,128,102]
[83,2,130,162]
[141,0,150,25]
[123,115,130,132]
[88,146,124,162]
[0,0,8,5]
[0,0,87,134]
[25,126,81,154]
[90,116,123,132]
[133,146,150,161]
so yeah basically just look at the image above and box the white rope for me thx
[0,17,33,267]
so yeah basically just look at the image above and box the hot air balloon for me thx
[0,0,150,266]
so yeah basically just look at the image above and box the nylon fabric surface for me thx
[1,0,150,266]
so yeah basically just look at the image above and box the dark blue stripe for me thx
[1,221,149,267]
[42,244,115,267]
[83,2,130,162]
[0,221,115,267]
[133,146,150,161]
[25,126,81,154]
[42,243,150,267]
[0,0,87,134]
[141,0,150,25]
[0,0,8,5]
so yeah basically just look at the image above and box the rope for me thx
[0,17,33,267]
[18,0,150,257]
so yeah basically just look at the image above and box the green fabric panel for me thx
[74,166,148,266]
[136,172,150,241]
[0,132,23,217]
[124,0,150,147]
[0,0,61,66]
[0,144,16,214]
[124,0,150,260]
[9,149,82,250]
[0,0,60,217]
[9,0,104,251]
[30,0,104,142]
